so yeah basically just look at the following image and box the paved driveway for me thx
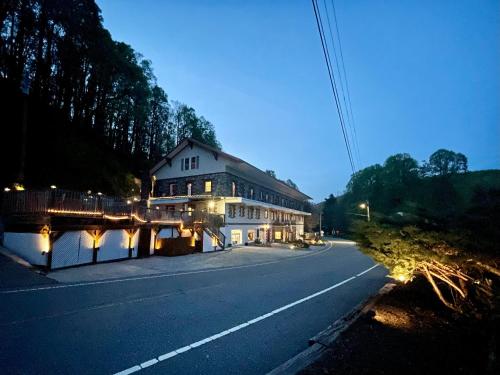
[48,245,327,283]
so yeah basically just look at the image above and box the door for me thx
[137,228,152,257]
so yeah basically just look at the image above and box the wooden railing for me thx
[1,189,132,216]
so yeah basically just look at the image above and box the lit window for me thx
[274,231,282,240]
[204,180,212,193]
[264,210,268,219]
[247,230,255,241]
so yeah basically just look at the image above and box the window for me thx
[204,180,212,193]
[231,230,242,245]
[265,194,269,202]
[232,181,236,197]
[239,205,245,217]
[264,210,268,219]
[248,207,254,219]
[256,208,260,219]
[184,158,190,171]
[274,231,282,240]
[260,191,263,200]
[191,156,196,169]
[250,188,254,200]
[187,182,192,196]
[228,205,236,218]
[247,230,255,241]
[169,183,176,196]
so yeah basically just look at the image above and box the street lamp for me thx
[359,202,370,222]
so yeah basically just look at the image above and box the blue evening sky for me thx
[97,0,499,202]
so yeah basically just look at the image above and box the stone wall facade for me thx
[155,172,307,212]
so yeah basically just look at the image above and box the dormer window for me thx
[181,156,199,171]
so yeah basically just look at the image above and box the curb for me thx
[266,282,396,375]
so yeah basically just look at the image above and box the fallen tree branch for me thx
[427,269,467,299]
[422,265,461,312]
[475,262,500,278]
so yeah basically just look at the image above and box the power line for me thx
[321,0,360,168]
[330,0,361,165]
[311,0,356,173]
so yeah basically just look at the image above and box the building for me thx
[150,138,311,249]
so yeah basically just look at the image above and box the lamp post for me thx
[359,202,370,222]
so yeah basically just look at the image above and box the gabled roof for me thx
[150,138,312,200]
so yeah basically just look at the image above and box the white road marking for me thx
[1,244,333,294]
[111,262,380,375]
[114,365,141,375]
[356,264,379,277]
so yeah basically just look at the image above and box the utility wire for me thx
[321,0,359,168]
[330,0,361,165]
[311,0,356,173]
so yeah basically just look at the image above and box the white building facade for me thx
[150,139,311,249]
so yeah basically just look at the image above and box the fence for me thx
[1,189,132,217]
[1,190,226,229]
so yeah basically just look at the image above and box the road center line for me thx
[1,244,332,294]
[113,263,379,375]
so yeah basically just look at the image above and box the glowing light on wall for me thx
[40,234,50,253]
[131,214,147,223]
[103,214,130,221]
[48,209,102,216]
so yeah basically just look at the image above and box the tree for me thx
[427,149,468,176]
[322,194,337,234]
[0,0,222,192]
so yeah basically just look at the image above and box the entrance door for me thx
[137,228,152,257]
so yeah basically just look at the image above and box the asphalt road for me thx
[0,241,387,375]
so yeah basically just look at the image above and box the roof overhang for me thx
[149,197,190,205]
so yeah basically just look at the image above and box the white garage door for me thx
[52,231,94,269]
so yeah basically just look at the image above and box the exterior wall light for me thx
[4,187,10,192]
[50,185,57,189]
